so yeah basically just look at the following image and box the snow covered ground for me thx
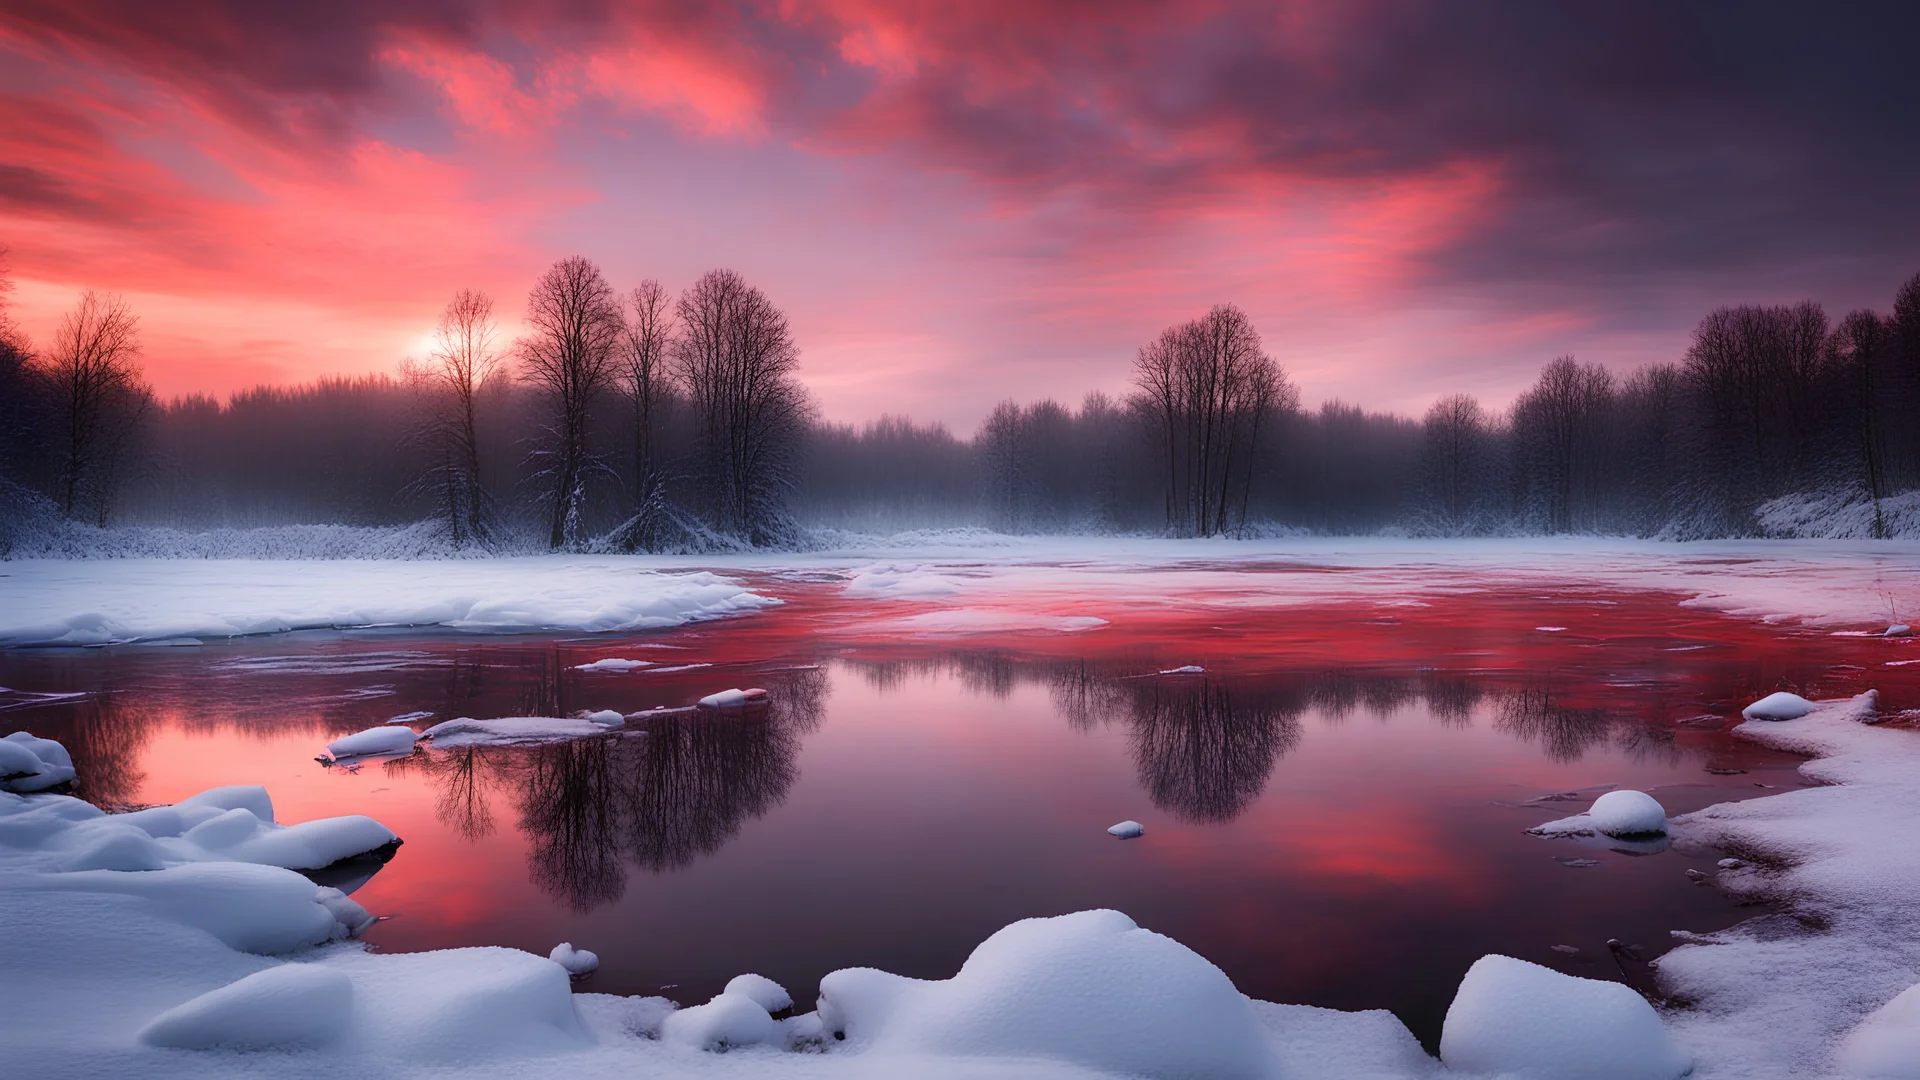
[1,536,1917,647]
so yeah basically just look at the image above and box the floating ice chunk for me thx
[420,716,611,748]
[138,964,354,1050]
[1536,626,1569,632]
[0,731,76,792]
[697,688,768,710]
[1588,790,1667,837]
[724,973,793,1014]
[1440,954,1691,1080]
[575,658,652,672]
[325,726,418,760]
[1108,820,1145,838]
[1159,665,1205,675]
[549,942,599,975]
[1838,982,1920,1078]
[1531,790,1667,839]
[1884,624,1912,637]
[582,709,625,726]
[385,710,434,724]
[662,991,775,1050]
[818,909,1275,1080]
[1743,691,1814,721]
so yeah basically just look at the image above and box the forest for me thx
[3,250,1918,551]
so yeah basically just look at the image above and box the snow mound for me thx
[549,942,599,975]
[1108,820,1145,838]
[662,991,775,1051]
[420,716,614,748]
[696,688,767,710]
[1885,624,1912,638]
[575,658,651,672]
[138,964,354,1050]
[844,565,966,599]
[325,726,418,760]
[0,731,76,793]
[333,946,589,1061]
[30,862,367,953]
[1743,691,1814,721]
[582,709,626,726]
[724,973,792,1014]
[817,909,1276,1080]
[1839,982,1920,1078]
[1440,954,1689,1080]
[1529,790,1666,839]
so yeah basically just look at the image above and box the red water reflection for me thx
[2,571,1916,1051]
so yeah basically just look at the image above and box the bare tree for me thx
[408,288,500,547]
[607,280,675,550]
[47,291,150,524]
[670,269,810,544]
[1511,356,1613,533]
[519,257,622,549]
[1131,304,1292,536]
[1418,393,1491,533]
[1824,309,1893,537]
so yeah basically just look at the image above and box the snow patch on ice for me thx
[421,716,617,748]
[575,658,652,672]
[325,726,418,760]
[844,564,966,599]
[1530,790,1667,839]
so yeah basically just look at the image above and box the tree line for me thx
[2,247,1917,547]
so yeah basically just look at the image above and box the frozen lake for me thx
[7,553,1915,1050]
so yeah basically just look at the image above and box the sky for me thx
[2,1,1917,433]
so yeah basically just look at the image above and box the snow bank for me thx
[549,942,599,975]
[1838,982,1920,1078]
[138,964,354,1050]
[0,731,75,792]
[420,715,620,748]
[0,558,778,645]
[1440,954,1690,1080]
[817,909,1279,1080]
[1658,691,1920,1078]
[1756,489,1920,539]
[326,726,418,760]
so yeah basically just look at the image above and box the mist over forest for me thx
[4,252,1919,554]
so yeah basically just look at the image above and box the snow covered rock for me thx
[724,973,793,1014]
[137,964,354,1050]
[420,715,613,748]
[1588,790,1667,837]
[325,726,418,760]
[1440,954,1689,1080]
[0,731,76,792]
[1108,820,1146,838]
[817,909,1276,1080]
[582,709,625,726]
[696,687,768,710]
[1838,982,1920,1078]
[549,942,599,975]
[662,991,775,1051]
[1743,691,1815,721]
[575,658,652,672]
[1884,624,1912,638]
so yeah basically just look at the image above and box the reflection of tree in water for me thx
[1420,671,1484,728]
[1126,677,1303,824]
[54,696,153,808]
[1494,683,1615,763]
[1048,661,1130,733]
[433,666,825,912]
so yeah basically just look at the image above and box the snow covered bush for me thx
[0,730,75,792]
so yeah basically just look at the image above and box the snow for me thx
[1755,488,1920,539]
[548,942,599,975]
[662,991,776,1050]
[0,730,75,792]
[1529,790,1666,839]
[1656,691,1920,1078]
[697,688,767,709]
[582,709,626,725]
[420,716,618,748]
[725,973,794,1014]
[0,558,777,645]
[844,564,967,599]
[1838,982,1920,1078]
[325,726,418,759]
[1743,691,1815,721]
[138,964,355,1050]
[1157,665,1205,675]
[1885,624,1912,637]
[1439,954,1690,1080]
[575,658,651,672]
[386,710,435,724]
[818,909,1280,1080]
[1107,820,1145,838]
[883,610,1111,635]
